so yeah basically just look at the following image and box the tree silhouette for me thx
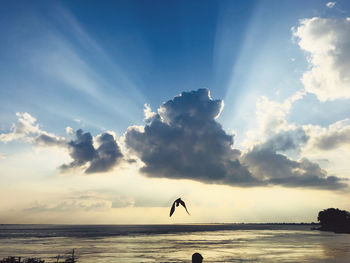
[318,208,350,233]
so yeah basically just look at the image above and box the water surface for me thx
[1,224,350,262]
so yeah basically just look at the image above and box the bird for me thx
[169,198,190,217]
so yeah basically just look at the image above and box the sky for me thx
[1,0,350,224]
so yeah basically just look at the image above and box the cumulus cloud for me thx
[86,133,123,173]
[143,104,157,122]
[242,138,347,190]
[1,113,125,174]
[242,90,347,190]
[0,112,67,146]
[2,92,348,190]
[0,112,40,142]
[256,91,305,136]
[61,129,123,174]
[125,89,346,190]
[304,119,350,151]
[125,89,260,186]
[243,91,305,149]
[294,17,350,101]
[261,128,309,153]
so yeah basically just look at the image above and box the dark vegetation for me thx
[317,208,350,233]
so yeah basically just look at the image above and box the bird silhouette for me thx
[169,198,190,217]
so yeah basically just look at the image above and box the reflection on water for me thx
[1,225,350,262]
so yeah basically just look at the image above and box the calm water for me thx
[1,224,350,262]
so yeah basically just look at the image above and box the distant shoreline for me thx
[0,222,320,226]
[0,223,319,240]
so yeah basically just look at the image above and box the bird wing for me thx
[169,201,176,217]
[179,200,190,215]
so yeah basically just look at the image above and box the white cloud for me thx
[257,92,304,135]
[326,2,336,8]
[294,17,350,101]
[66,126,74,135]
[243,91,305,147]
[240,88,349,189]
[303,119,350,151]
[0,112,67,146]
[143,104,156,121]
[0,112,40,142]
[300,119,350,178]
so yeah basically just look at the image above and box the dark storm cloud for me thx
[125,89,262,187]
[242,139,347,190]
[61,129,123,174]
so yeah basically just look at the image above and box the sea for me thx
[1,224,350,262]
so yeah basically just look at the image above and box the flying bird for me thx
[170,198,190,217]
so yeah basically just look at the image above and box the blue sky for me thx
[0,0,336,135]
[1,0,350,223]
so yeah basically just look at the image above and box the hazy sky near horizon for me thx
[1,0,350,224]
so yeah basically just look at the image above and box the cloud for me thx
[34,133,67,147]
[0,112,67,146]
[61,129,123,174]
[241,89,347,190]
[256,91,305,136]
[2,93,348,190]
[243,91,305,149]
[66,126,74,135]
[294,17,350,101]
[132,197,170,208]
[1,113,124,174]
[304,119,350,151]
[242,138,347,190]
[111,196,135,208]
[143,104,157,122]
[326,2,336,8]
[86,133,123,174]
[125,89,346,190]
[125,89,260,187]
[261,128,309,153]
[241,88,348,190]
[26,199,111,212]
[0,112,40,142]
